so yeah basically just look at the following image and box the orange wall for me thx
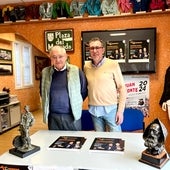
[0,11,170,151]
[0,35,46,112]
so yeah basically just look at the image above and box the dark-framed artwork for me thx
[81,28,156,74]
[35,56,51,80]
[106,40,126,63]
[0,63,13,75]
[44,29,74,52]
[0,48,12,61]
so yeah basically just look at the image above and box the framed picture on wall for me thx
[81,28,156,74]
[0,48,12,61]
[0,63,13,75]
[106,40,126,63]
[129,40,150,63]
[44,29,74,52]
[35,56,51,80]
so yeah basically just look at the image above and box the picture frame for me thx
[0,63,13,75]
[0,48,12,61]
[44,29,74,52]
[81,28,156,74]
[35,56,51,80]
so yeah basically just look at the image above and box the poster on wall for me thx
[129,40,150,63]
[106,40,126,63]
[123,75,149,117]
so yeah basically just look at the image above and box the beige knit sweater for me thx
[84,58,127,113]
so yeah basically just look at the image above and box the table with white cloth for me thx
[0,130,169,170]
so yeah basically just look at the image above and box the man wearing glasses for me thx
[84,37,126,132]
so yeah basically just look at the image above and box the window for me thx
[13,41,33,88]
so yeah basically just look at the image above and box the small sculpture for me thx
[2,87,10,93]
[139,118,169,168]
[81,0,102,16]
[39,2,53,19]
[143,118,167,155]
[9,105,40,158]
[70,0,84,17]
[101,0,120,15]
[52,0,72,18]
[16,105,35,152]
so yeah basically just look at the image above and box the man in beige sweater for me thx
[84,37,127,132]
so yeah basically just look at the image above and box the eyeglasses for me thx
[51,55,65,60]
[89,46,103,51]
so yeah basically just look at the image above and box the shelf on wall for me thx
[0,9,170,26]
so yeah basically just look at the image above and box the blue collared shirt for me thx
[89,105,117,117]
[91,57,106,67]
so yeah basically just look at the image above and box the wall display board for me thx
[81,28,156,74]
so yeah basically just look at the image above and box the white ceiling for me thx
[0,0,43,6]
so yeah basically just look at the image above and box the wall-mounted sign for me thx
[44,29,74,52]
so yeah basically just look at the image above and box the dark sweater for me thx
[50,69,71,114]
[159,66,170,106]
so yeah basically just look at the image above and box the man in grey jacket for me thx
[41,45,87,130]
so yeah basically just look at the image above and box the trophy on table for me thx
[9,105,40,158]
[139,118,169,168]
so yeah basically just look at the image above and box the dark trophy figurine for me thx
[139,118,169,168]
[9,105,40,158]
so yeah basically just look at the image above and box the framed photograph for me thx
[129,40,150,63]
[35,56,51,80]
[106,40,126,63]
[81,28,156,74]
[0,48,12,61]
[44,29,74,52]
[0,63,13,75]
